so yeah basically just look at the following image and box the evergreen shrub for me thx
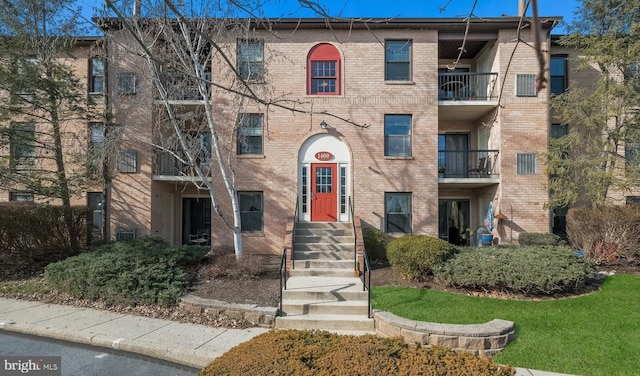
[198,330,514,376]
[434,246,597,295]
[386,235,458,280]
[363,227,389,263]
[44,237,207,306]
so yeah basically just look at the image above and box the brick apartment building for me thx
[4,16,579,253]
[0,37,106,241]
[96,15,563,254]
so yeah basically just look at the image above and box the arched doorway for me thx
[298,134,351,222]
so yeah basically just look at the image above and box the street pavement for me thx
[0,297,267,369]
[0,297,576,375]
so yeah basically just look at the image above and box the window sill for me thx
[242,231,264,237]
[384,156,414,160]
[245,79,266,85]
[308,93,342,97]
[385,80,415,85]
[237,154,266,159]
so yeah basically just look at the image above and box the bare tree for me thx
[0,0,99,250]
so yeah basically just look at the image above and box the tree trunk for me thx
[46,65,78,251]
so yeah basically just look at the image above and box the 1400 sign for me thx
[314,151,333,161]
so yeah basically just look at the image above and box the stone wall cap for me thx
[374,311,514,337]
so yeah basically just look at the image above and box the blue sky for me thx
[77,0,580,34]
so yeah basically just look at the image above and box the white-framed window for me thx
[308,43,341,95]
[14,57,38,102]
[515,74,536,97]
[385,40,412,81]
[88,122,105,176]
[239,191,263,232]
[550,55,568,95]
[117,72,137,94]
[550,123,568,139]
[384,114,412,156]
[626,128,640,174]
[516,153,537,175]
[384,39,412,81]
[301,166,308,214]
[89,57,106,94]
[117,149,138,173]
[10,122,36,171]
[237,39,264,81]
[340,166,347,215]
[385,192,411,233]
[237,114,263,155]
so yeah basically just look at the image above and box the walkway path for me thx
[0,297,575,375]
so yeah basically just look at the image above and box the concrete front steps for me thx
[276,222,374,334]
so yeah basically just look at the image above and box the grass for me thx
[371,274,640,376]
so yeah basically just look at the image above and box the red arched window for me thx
[307,43,341,95]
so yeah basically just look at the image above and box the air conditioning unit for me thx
[115,227,136,241]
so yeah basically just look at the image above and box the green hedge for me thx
[0,203,89,279]
[387,235,458,280]
[199,330,514,376]
[44,237,207,306]
[363,227,389,263]
[434,246,597,295]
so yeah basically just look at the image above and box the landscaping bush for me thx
[387,235,458,280]
[198,330,514,376]
[0,203,89,280]
[567,206,640,264]
[434,246,598,295]
[363,227,389,263]
[44,237,208,306]
[518,232,565,247]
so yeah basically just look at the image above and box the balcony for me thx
[156,71,211,103]
[438,149,500,187]
[153,150,211,182]
[438,72,499,121]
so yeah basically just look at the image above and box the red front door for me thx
[311,163,337,221]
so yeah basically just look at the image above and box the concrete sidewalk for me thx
[0,297,268,369]
[0,297,576,375]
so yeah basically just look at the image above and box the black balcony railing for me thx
[158,71,211,101]
[438,150,499,178]
[155,150,211,177]
[438,72,498,101]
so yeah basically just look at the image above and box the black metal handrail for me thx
[292,198,299,269]
[279,246,287,314]
[349,197,372,318]
[349,196,357,271]
[438,72,498,101]
[438,149,500,178]
[279,198,298,313]
[362,248,372,318]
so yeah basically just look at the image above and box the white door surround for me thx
[298,134,351,222]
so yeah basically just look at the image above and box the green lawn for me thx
[371,274,640,376]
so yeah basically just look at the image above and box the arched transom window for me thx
[307,43,341,95]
